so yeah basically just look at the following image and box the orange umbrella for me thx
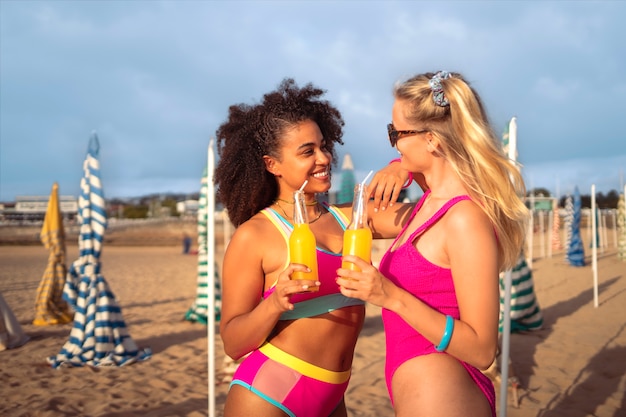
[33,182,73,325]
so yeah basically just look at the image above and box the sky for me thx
[1,0,625,203]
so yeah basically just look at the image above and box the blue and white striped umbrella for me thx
[48,132,151,368]
[564,195,573,251]
[184,166,221,324]
[566,186,586,267]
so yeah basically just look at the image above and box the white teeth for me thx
[312,170,329,178]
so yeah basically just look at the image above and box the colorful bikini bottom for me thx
[230,342,351,417]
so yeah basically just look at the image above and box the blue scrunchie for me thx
[429,71,452,107]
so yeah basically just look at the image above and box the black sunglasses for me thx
[387,123,429,147]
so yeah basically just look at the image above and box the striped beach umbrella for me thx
[33,182,73,326]
[566,186,585,267]
[498,253,543,333]
[618,193,626,261]
[184,166,221,324]
[564,195,573,251]
[337,154,356,204]
[48,132,150,368]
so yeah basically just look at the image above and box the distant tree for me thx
[124,205,149,219]
[161,197,179,217]
[528,187,551,198]
[602,190,620,209]
[557,188,621,209]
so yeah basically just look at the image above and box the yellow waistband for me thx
[259,343,351,384]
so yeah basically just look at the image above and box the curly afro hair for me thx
[214,78,344,227]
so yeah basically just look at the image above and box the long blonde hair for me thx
[394,71,529,270]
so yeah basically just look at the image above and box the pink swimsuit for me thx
[379,190,496,416]
[229,204,365,417]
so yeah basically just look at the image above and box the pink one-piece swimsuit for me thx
[378,190,496,416]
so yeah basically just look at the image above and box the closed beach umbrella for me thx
[184,166,221,324]
[337,154,356,204]
[0,292,30,351]
[566,186,585,267]
[564,195,573,251]
[33,182,73,325]
[618,193,626,261]
[498,253,543,333]
[48,132,150,367]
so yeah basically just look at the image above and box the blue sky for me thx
[1,0,625,202]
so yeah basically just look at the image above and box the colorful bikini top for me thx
[261,203,365,320]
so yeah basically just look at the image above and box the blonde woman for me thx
[337,71,529,417]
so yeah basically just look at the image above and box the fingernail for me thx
[302,284,309,290]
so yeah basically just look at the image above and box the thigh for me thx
[392,355,491,417]
[223,384,289,417]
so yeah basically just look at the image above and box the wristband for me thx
[389,158,413,189]
[435,315,455,352]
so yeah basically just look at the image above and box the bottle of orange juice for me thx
[342,183,372,271]
[288,189,319,291]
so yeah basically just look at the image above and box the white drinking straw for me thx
[361,170,374,185]
[299,180,308,191]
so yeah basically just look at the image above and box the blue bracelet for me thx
[435,315,454,352]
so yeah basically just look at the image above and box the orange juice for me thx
[289,223,319,291]
[342,227,372,271]
[342,182,372,272]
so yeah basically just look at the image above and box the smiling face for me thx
[264,119,332,198]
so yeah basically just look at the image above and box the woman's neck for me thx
[273,198,325,224]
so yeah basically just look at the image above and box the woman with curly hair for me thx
[336,71,529,417]
[216,78,410,417]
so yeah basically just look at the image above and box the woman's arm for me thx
[442,202,500,369]
[367,159,410,211]
[219,219,316,360]
[333,161,415,239]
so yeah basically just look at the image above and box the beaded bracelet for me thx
[389,158,413,189]
[435,315,455,352]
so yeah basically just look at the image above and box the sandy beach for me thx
[1,221,625,417]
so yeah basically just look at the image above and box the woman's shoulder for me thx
[230,211,277,244]
[444,198,492,234]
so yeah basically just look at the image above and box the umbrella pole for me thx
[207,140,216,416]
[498,116,517,416]
[500,269,512,416]
[592,185,598,308]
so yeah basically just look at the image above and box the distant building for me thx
[0,195,78,222]
[176,199,199,217]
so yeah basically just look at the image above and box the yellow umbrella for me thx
[33,182,73,325]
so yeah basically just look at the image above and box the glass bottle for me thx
[288,190,319,290]
[342,183,372,271]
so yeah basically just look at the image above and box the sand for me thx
[0,221,625,417]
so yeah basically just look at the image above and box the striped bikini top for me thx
[261,203,365,320]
